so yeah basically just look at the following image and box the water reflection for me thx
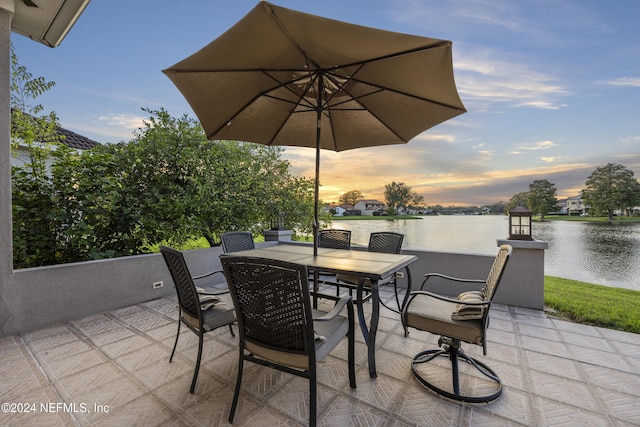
[332,216,640,291]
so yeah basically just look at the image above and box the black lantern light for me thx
[508,206,533,241]
[270,212,285,230]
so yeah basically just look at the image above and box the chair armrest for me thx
[313,295,353,322]
[420,273,485,291]
[407,290,490,306]
[196,289,229,296]
[192,269,225,281]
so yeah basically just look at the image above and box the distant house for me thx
[11,123,99,168]
[354,199,386,216]
[324,204,353,216]
[561,195,587,215]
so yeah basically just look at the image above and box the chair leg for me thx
[411,338,502,403]
[309,367,317,427]
[228,350,244,423]
[189,330,204,394]
[347,305,356,389]
[170,317,181,363]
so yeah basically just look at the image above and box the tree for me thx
[484,202,506,214]
[104,108,316,248]
[10,47,63,176]
[339,189,363,206]
[504,192,529,214]
[10,46,66,267]
[528,179,557,219]
[12,103,317,267]
[383,181,422,214]
[582,163,640,219]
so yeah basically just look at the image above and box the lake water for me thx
[331,216,640,291]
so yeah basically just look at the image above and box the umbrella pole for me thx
[313,73,326,257]
[313,110,321,257]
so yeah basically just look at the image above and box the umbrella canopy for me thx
[163,1,466,254]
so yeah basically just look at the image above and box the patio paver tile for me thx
[1,294,637,426]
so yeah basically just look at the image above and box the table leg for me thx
[356,278,378,378]
[400,267,412,336]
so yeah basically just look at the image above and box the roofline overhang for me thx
[7,0,90,48]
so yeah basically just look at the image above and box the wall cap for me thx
[497,239,549,250]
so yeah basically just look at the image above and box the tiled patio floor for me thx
[1,285,639,426]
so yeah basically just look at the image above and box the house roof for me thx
[12,109,99,150]
[57,126,99,150]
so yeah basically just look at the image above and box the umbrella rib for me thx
[266,3,320,70]
[205,69,315,140]
[349,76,466,111]
[323,40,454,72]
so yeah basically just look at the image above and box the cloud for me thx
[603,77,640,87]
[414,133,457,143]
[541,156,560,163]
[621,135,640,144]
[97,113,146,130]
[387,2,576,113]
[455,53,569,111]
[516,140,558,151]
[516,100,567,110]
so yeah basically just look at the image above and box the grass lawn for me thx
[543,215,640,223]
[334,215,421,220]
[545,276,640,334]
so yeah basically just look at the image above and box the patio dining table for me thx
[221,243,417,378]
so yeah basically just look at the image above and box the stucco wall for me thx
[0,240,545,337]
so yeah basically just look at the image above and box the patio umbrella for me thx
[163,1,466,255]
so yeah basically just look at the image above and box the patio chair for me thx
[220,231,255,253]
[318,228,352,250]
[336,231,409,312]
[186,231,254,286]
[220,255,356,427]
[401,244,512,403]
[160,246,236,393]
[311,229,352,303]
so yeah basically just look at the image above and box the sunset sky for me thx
[11,0,640,206]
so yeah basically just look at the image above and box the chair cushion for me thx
[451,290,485,320]
[244,308,349,370]
[405,293,484,346]
[182,292,235,332]
[196,287,227,310]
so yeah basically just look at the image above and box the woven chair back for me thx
[160,246,201,320]
[482,244,512,301]
[318,229,352,250]
[222,257,312,353]
[221,232,255,253]
[368,232,404,254]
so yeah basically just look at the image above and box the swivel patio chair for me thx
[336,231,410,313]
[220,255,356,427]
[220,231,255,253]
[160,246,236,393]
[401,244,512,403]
